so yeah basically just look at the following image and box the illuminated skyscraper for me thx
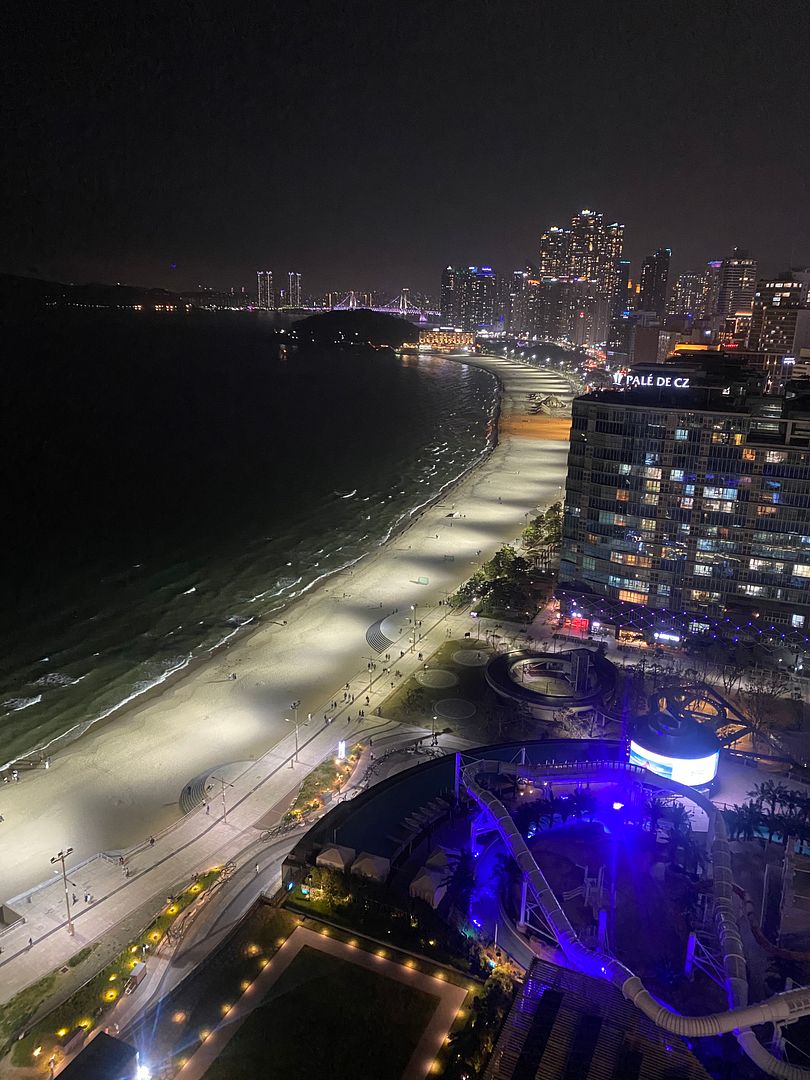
[287,271,302,308]
[439,265,499,330]
[667,271,708,318]
[440,266,465,325]
[256,270,274,310]
[638,248,671,316]
[749,271,810,353]
[537,226,569,276]
[715,248,757,316]
[533,210,624,345]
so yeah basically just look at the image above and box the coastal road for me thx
[0,355,574,1006]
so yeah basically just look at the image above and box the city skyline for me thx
[1,5,807,294]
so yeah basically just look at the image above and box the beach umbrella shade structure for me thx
[408,867,448,909]
[350,852,391,882]
[315,845,356,872]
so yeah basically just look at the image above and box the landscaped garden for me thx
[285,742,364,820]
[2,867,223,1074]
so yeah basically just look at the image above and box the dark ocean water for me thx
[0,311,497,765]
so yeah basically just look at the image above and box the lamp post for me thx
[50,848,74,936]
[290,699,301,727]
[286,717,299,766]
[210,775,233,823]
[411,604,417,652]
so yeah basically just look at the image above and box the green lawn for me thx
[202,944,440,1080]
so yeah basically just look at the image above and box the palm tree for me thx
[666,803,693,867]
[736,801,763,842]
[748,780,789,817]
[442,849,477,915]
[646,796,667,835]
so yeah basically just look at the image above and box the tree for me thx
[442,849,477,916]
[720,662,744,696]
[646,796,668,835]
[747,780,789,817]
[540,501,563,547]
[740,669,792,749]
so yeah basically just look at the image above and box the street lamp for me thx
[411,604,417,652]
[290,699,301,727]
[50,848,74,936]
[209,775,234,823]
[286,716,299,766]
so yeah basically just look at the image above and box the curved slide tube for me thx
[461,758,810,1078]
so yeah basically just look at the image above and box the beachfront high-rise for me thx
[558,351,810,644]
[256,270,275,310]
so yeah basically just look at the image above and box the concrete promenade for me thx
[0,356,574,1007]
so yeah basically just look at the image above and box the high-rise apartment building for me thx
[287,271,302,308]
[609,260,633,354]
[504,270,528,336]
[638,248,671,316]
[715,248,757,316]
[559,353,810,642]
[256,270,275,310]
[537,226,569,277]
[532,209,625,346]
[667,271,708,318]
[462,267,498,329]
[440,266,463,326]
[438,265,499,330]
[749,272,810,354]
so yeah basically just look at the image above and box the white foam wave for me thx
[3,695,42,713]
[33,673,85,688]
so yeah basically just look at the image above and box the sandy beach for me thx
[0,355,573,902]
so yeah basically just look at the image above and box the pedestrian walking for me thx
[205,802,210,815]
[149,836,155,846]
[72,892,78,903]
[28,937,32,949]
[255,863,260,876]
[369,737,373,747]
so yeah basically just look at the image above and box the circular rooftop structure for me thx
[630,704,721,788]
[485,647,616,715]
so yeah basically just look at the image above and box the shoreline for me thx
[3,355,504,772]
[0,352,574,903]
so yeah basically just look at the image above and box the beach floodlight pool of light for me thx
[612,801,624,810]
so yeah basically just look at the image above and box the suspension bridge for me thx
[330,289,439,322]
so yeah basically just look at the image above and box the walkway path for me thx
[0,356,573,1008]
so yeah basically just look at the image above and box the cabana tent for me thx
[409,866,447,909]
[350,852,391,881]
[315,845,356,872]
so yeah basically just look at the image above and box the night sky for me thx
[1,1,808,295]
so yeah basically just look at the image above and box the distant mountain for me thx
[0,273,183,317]
[292,309,416,348]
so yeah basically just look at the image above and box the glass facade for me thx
[560,361,810,639]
